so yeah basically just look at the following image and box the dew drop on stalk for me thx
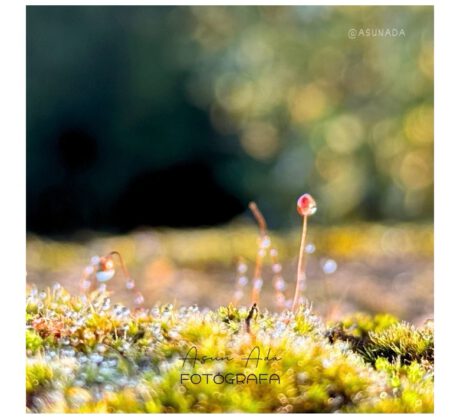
[260,235,271,249]
[238,276,248,286]
[134,293,144,306]
[272,263,282,273]
[258,249,266,257]
[275,277,286,291]
[237,262,248,274]
[253,278,263,290]
[84,266,94,276]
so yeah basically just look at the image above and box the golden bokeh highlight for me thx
[241,122,279,161]
[288,84,329,124]
[404,105,434,145]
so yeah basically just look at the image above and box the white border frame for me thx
[2,0,458,418]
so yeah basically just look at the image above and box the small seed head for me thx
[297,193,317,217]
[95,256,115,282]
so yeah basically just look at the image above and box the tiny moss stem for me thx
[292,215,308,312]
[249,202,267,305]
[109,251,131,280]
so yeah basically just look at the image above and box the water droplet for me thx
[272,263,282,274]
[125,278,135,290]
[90,353,104,364]
[84,265,94,276]
[101,298,110,310]
[61,347,75,358]
[134,293,144,306]
[274,277,286,291]
[97,284,107,293]
[253,278,263,290]
[96,270,115,283]
[270,248,278,257]
[260,235,271,249]
[237,262,247,274]
[322,359,332,368]
[322,259,337,274]
[238,276,248,287]
[305,243,316,254]
[96,344,106,353]
[83,331,95,341]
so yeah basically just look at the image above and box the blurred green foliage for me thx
[27,6,433,230]
[185,6,434,224]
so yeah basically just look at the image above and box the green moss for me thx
[26,329,43,355]
[362,322,433,365]
[26,360,53,394]
[25,286,433,413]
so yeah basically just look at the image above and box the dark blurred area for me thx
[27,6,433,235]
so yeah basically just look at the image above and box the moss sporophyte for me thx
[239,194,317,312]
[26,193,433,413]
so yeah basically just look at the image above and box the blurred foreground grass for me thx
[27,223,433,322]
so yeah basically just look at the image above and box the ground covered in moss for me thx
[26,285,433,413]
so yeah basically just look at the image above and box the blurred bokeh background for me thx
[26,6,433,322]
